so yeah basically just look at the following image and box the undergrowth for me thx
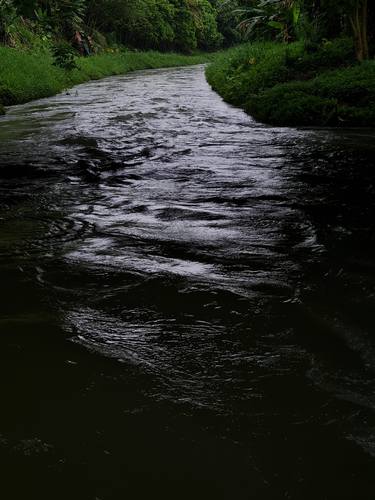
[205,38,375,126]
[0,45,212,113]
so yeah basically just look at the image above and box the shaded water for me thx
[1,65,375,499]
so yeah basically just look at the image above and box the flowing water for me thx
[1,65,375,499]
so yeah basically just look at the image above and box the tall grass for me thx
[206,42,295,105]
[205,38,375,126]
[0,47,212,113]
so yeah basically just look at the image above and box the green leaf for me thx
[267,20,284,30]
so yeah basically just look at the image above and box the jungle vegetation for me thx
[1,0,375,125]
[206,1,375,126]
[0,0,241,53]
[0,0,230,112]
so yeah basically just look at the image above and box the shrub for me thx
[86,0,223,53]
[206,38,373,127]
[118,0,175,51]
[206,42,299,104]
[52,41,78,71]
[0,84,16,106]
[247,85,338,126]
[194,0,223,51]
[288,38,356,75]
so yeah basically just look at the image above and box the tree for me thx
[236,0,371,59]
[236,0,303,42]
[319,0,370,60]
[0,0,18,43]
[348,0,368,60]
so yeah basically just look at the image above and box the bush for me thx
[288,38,356,75]
[310,61,375,102]
[194,0,223,51]
[0,84,16,106]
[86,0,223,53]
[0,0,17,44]
[247,63,375,127]
[247,85,338,126]
[52,41,78,71]
[170,0,222,53]
[206,38,373,127]
[118,0,175,51]
[206,42,301,105]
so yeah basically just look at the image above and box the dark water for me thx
[1,65,375,499]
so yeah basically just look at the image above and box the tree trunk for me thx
[361,0,369,59]
[350,0,369,61]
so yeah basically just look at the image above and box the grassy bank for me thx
[206,39,375,127]
[0,47,212,114]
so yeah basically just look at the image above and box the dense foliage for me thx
[204,1,375,127]
[206,36,375,126]
[235,1,374,61]
[1,1,373,58]
[2,0,375,126]
[1,0,224,113]
[0,43,211,114]
[0,0,240,52]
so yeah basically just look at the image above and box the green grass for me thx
[247,62,375,126]
[205,38,375,127]
[206,42,292,106]
[0,46,212,113]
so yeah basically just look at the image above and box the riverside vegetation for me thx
[206,37,375,126]
[1,0,375,126]
[0,45,212,113]
[206,1,375,127]
[1,5,375,499]
[0,0,243,114]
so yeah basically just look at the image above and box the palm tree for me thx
[236,0,302,42]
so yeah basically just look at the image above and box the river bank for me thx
[206,39,375,127]
[0,47,212,114]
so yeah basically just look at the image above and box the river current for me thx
[1,65,375,499]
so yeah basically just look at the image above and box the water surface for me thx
[1,65,375,499]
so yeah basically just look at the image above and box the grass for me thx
[0,46,213,113]
[206,38,375,127]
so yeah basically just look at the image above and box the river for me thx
[1,65,375,499]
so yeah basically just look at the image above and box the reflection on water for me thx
[1,65,375,499]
